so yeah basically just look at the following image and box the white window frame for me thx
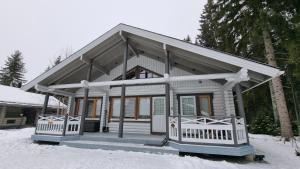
[180,95,197,116]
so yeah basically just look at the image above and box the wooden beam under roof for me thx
[80,56,109,75]
[119,31,139,57]
[35,84,75,97]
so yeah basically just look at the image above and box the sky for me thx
[0,0,205,82]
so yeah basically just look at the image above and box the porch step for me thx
[61,140,179,155]
[79,133,165,145]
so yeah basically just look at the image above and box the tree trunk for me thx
[269,81,279,122]
[262,29,293,139]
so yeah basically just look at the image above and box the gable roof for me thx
[22,23,283,91]
[0,85,65,108]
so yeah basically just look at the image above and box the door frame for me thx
[151,96,166,135]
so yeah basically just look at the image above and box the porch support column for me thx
[118,39,128,138]
[234,83,250,144]
[0,106,6,125]
[41,93,50,116]
[79,61,93,135]
[67,96,75,116]
[101,91,109,132]
[165,50,170,139]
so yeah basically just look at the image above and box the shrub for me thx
[249,114,280,136]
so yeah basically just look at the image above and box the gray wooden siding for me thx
[108,122,150,134]
[75,55,236,133]
[0,107,27,127]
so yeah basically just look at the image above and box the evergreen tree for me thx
[197,0,298,138]
[197,0,218,48]
[183,35,192,43]
[0,50,26,87]
[45,55,62,71]
[53,55,62,66]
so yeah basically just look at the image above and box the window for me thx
[87,100,94,117]
[110,96,153,120]
[75,98,102,118]
[139,97,151,118]
[125,97,136,118]
[180,96,196,116]
[114,66,162,80]
[179,94,213,116]
[112,98,121,117]
[152,97,165,115]
[199,95,212,116]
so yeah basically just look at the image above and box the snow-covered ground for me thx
[0,128,299,169]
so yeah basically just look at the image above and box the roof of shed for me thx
[0,85,65,108]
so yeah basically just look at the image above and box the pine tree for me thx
[53,55,62,66]
[198,0,297,138]
[0,50,26,87]
[45,55,62,71]
[197,0,218,48]
[183,35,192,43]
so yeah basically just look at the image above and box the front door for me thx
[151,97,166,133]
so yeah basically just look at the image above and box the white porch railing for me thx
[169,116,247,145]
[36,115,81,135]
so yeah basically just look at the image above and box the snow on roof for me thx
[0,85,66,108]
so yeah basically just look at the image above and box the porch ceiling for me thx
[22,24,281,93]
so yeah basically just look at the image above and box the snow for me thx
[0,128,299,169]
[0,85,65,108]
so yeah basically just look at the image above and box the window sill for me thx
[110,118,150,122]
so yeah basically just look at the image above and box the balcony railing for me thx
[169,116,247,145]
[36,115,81,135]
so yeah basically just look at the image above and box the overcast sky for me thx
[0,0,205,82]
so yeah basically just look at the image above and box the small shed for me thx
[0,85,65,128]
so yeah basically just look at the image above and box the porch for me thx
[32,114,253,156]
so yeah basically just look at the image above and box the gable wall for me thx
[76,55,236,116]
[75,55,235,133]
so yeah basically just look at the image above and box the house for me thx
[0,85,65,128]
[22,24,283,156]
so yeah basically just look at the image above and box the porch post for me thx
[67,96,75,116]
[234,83,250,144]
[79,61,93,135]
[41,93,49,116]
[102,91,109,132]
[0,106,6,125]
[118,39,128,138]
[62,113,69,136]
[165,50,170,139]
[231,115,238,145]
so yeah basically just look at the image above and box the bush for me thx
[292,121,300,136]
[249,114,280,136]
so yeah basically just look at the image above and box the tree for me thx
[197,0,218,48]
[198,0,296,138]
[0,50,26,87]
[183,35,192,43]
[46,55,62,71]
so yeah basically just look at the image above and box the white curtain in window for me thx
[96,99,102,116]
[125,98,136,117]
[112,98,121,117]
[139,97,150,117]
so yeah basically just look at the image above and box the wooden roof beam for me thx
[80,56,109,75]
[119,31,139,57]
[35,84,75,97]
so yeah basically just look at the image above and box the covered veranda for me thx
[25,24,283,155]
